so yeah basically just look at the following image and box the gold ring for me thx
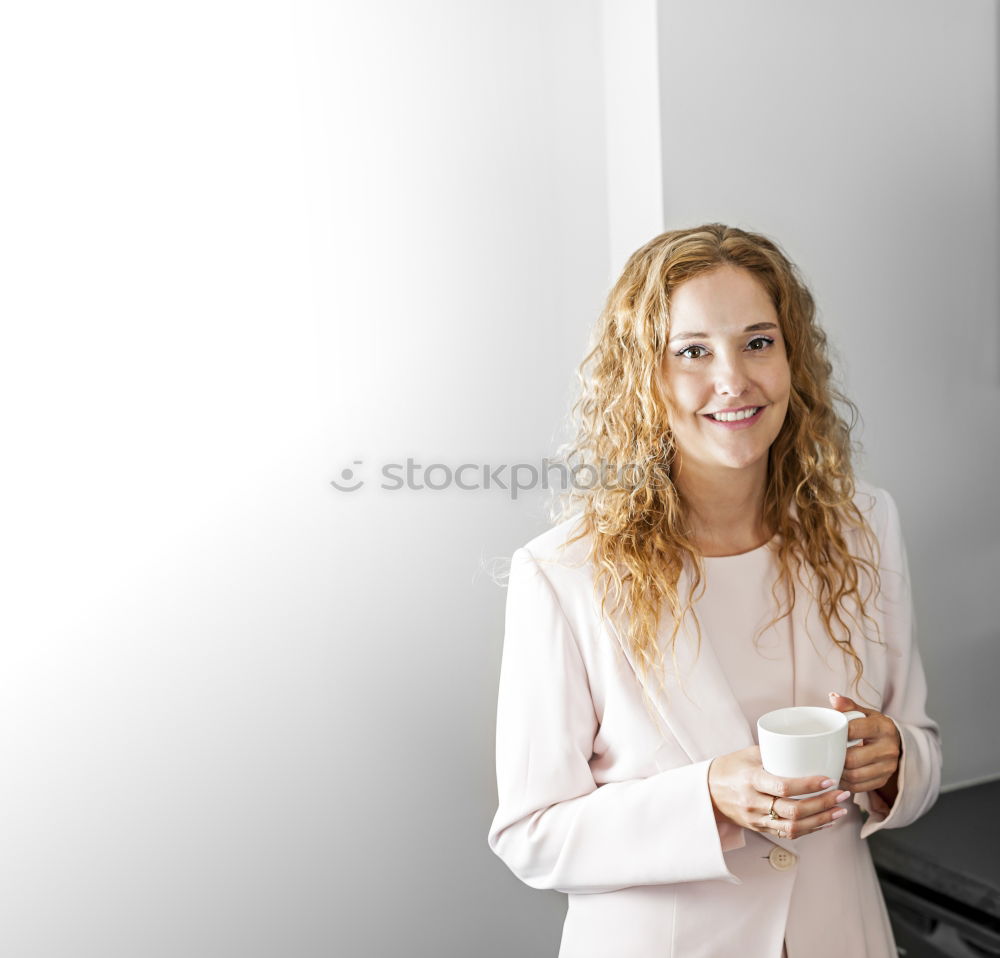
[768,796,780,821]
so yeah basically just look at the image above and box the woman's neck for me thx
[672,461,770,557]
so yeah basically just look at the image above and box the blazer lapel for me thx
[598,571,802,853]
[598,578,754,765]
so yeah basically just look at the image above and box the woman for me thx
[487,224,941,958]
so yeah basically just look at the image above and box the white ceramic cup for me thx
[757,706,865,798]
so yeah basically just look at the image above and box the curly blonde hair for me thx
[553,223,881,700]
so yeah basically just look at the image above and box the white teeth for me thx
[710,407,760,422]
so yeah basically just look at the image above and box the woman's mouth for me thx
[703,405,766,429]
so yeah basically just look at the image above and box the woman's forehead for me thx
[667,267,779,333]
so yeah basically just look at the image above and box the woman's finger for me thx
[763,800,851,839]
[842,768,897,791]
[843,742,893,769]
[845,716,883,741]
[841,757,897,788]
[771,789,852,822]
[755,771,835,800]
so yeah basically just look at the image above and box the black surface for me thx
[869,778,1000,923]
[880,868,1000,955]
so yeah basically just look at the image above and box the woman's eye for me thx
[747,336,775,351]
[677,345,709,360]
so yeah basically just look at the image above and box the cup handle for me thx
[844,709,866,748]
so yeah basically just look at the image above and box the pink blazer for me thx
[487,483,941,958]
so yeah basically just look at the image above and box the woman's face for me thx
[658,265,791,482]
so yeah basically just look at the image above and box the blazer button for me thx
[768,846,797,871]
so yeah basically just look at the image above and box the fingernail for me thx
[832,808,848,819]
[820,779,836,788]
[835,790,852,803]
[828,691,840,700]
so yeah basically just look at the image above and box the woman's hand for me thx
[829,692,902,803]
[707,745,853,840]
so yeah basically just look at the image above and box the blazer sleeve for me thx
[856,489,942,840]
[487,547,741,894]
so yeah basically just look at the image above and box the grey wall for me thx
[657,0,1000,787]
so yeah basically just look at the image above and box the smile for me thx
[703,405,766,427]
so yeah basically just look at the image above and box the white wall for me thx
[1,1,609,955]
[602,0,665,273]
[657,0,1000,787]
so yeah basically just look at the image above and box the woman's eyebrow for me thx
[669,322,778,342]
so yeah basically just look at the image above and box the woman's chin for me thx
[704,447,771,474]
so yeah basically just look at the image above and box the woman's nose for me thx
[714,353,750,396]
[715,355,750,396]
